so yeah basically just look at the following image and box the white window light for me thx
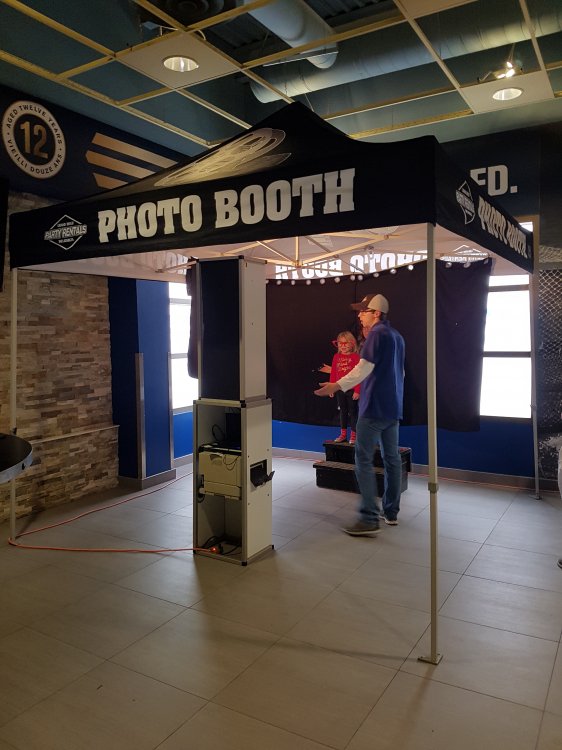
[169,283,198,410]
[480,275,531,418]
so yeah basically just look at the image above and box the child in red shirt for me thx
[329,331,360,444]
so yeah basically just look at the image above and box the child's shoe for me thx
[334,431,347,443]
[349,431,357,445]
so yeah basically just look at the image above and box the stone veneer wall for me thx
[0,192,119,521]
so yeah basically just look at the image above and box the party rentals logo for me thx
[44,215,87,250]
[2,100,66,179]
[456,181,475,224]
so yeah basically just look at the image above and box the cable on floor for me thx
[8,453,315,555]
[7,471,212,555]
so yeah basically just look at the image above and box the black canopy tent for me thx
[9,104,532,274]
[8,103,534,663]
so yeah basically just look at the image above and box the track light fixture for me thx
[478,45,522,84]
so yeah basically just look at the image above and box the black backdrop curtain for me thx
[266,259,491,431]
[188,258,491,430]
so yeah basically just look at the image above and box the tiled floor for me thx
[0,456,561,749]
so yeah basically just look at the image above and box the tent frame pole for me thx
[418,222,442,666]
[529,228,541,500]
[9,268,18,540]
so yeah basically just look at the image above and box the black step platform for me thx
[322,441,412,470]
[314,443,412,495]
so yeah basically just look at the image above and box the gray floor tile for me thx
[170,503,193,517]
[439,575,562,639]
[372,525,482,573]
[130,488,193,513]
[0,544,53,582]
[112,608,278,699]
[20,526,166,583]
[192,567,334,634]
[340,557,461,612]
[271,506,324,539]
[0,661,204,750]
[486,519,562,556]
[274,491,350,516]
[249,543,371,587]
[0,739,18,749]
[215,637,395,749]
[402,616,557,709]
[0,565,104,625]
[115,551,245,606]
[545,643,562,716]
[536,712,562,750]
[347,671,541,750]
[159,703,330,750]
[0,460,560,748]
[117,513,194,548]
[466,545,562,592]
[32,583,183,658]
[72,504,166,536]
[0,628,101,725]
[287,589,429,670]
[410,508,498,543]
[271,533,292,549]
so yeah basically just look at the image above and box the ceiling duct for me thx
[241,0,338,69]
[138,0,233,26]
[250,2,562,102]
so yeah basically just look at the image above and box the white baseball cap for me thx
[350,293,389,314]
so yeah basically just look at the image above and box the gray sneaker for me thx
[342,521,380,537]
[382,515,398,526]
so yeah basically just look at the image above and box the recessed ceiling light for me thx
[162,55,199,73]
[492,87,523,101]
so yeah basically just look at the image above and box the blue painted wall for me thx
[137,281,172,477]
[109,279,139,478]
[172,414,534,478]
[399,421,534,477]
[173,411,193,459]
[109,278,172,479]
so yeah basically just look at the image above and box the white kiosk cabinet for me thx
[193,258,273,564]
[193,398,272,564]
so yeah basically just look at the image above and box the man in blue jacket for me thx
[315,293,405,536]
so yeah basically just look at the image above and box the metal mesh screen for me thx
[539,245,562,264]
[537,264,562,481]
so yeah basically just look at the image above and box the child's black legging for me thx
[335,390,358,431]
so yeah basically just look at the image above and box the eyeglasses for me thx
[332,340,353,347]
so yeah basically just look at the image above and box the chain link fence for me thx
[537,250,562,481]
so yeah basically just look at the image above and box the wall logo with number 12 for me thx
[2,100,66,179]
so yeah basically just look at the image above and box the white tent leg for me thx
[418,223,442,665]
[530,240,541,500]
[9,268,18,540]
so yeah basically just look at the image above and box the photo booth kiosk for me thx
[193,257,273,564]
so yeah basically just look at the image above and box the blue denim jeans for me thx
[354,417,402,523]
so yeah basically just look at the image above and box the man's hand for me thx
[314,382,341,397]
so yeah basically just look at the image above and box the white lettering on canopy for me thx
[215,170,355,228]
[99,197,203,243]
[97,169,356,242]
[477,196,528,259]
